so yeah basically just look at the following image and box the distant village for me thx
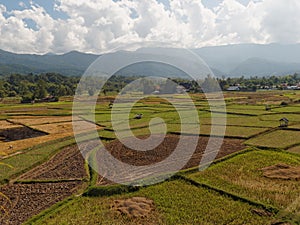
[227,83,300,91]
[220,73,300,92]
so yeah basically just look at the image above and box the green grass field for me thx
[187,149,300,210]
[27,180,274,225]
[271,105,300,113]
[260,113,300,122]
[1,92,300,224]
[245,130,300,148]
[220,104,275,116]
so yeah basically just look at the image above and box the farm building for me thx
[227,86,240,91]
[279,118,289,127]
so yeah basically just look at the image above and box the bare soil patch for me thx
[261,164,300,180]
[103,135,245,168]
[0,181,84,225]
[96,135,245,185]
[111,197,155,218]
[0,126,47,142]
[0,140,99,224]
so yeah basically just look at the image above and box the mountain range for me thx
[1,43,300,78]
[0,50,98,77]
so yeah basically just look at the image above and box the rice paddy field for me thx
[1,90,300,224]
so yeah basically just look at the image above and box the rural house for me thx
[279,117,289,127]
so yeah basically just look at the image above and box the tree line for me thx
[0,73,79,102]
[0,73,299,102]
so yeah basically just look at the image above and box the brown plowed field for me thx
[17,145,88,181]
[0,181,84,225]
[0,140,100,224]
[96,135,246,185]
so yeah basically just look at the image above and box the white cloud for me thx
[259,0,300,43]
[0,0,299,54]
[213,0,266,44]
[18,2,26,8]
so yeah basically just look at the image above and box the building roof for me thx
[227,86,240,91]
[279,117,289,122]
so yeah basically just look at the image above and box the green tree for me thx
[34,80,47,99]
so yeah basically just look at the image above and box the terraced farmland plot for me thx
[221,104,275,115]
[0,102,73,117]
[98,122,268,139]
[9,116,77,126]
[0,153,47,182]
[224,91,291,105]
[0,126,47,142]
[0,118,101,155]
[0,133,73,156]
[260,113,300,122]
[17,145,88,181]
[0,120,23,129]
[288,145,300,154]
[0,135,99,183]
[187,149,300,210]
[94,109,198,129]
[200,116,277,127]
[95,135,245,185]
[271,105,300,113]
[30,121,91,134]
[168,123,268,138]
[290,123,300,129]
[0,181,84,225]
[0,139,101,224]
[31,180,273,225]
[93,110,175,127]
[245,130,300,148]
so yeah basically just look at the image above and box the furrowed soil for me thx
[0,181,84,225]
[17,145,88,181]
[96,135,246,185]
[0,141,100,224]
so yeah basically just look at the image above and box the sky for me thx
[0,0,299,54]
